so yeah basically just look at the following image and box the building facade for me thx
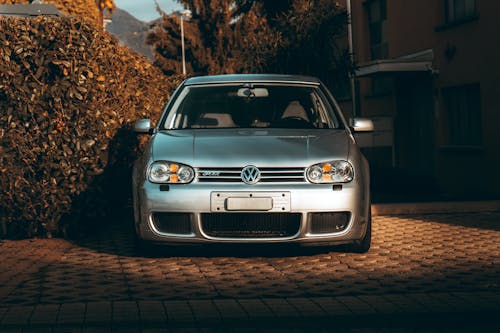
[340,0,500,200]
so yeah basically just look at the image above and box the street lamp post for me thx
[180,14,186,75]
[174,9,192,75]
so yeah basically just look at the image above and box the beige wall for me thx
[348,0,500,198]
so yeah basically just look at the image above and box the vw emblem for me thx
[241,165,261,185]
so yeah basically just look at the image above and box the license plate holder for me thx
[211,192,291,212]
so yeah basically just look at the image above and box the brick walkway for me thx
[0,212,499,331]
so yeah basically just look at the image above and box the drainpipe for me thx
[346,0,358,117]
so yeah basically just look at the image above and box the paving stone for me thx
[1,214,500,307]
[52,328,83,333]
[406,293,454,313]
[237,299,272,319]
[261,298,299,318]
[285,298,325,317]
[451,292,499,311]
[213,299,247,320]
[164,300,194,323]
[335,296,376,315]
[82,327,111,333]
[356,295,400,314]
[142,329,171,333]
[29,304,60,325]
[0,307,8,323]
[1,306,34,326]
[314,297,352,316]
[108,327,140,333]
[0,212,499,329]
[112,301,139,325]
[382,294,428,313]
[0,329,23,333]
[189,300,221,322]
[137,300,167,324]
[57,302,86,325]
[20,329,49,333]
[84,302,111,324]
[170,329,200,333]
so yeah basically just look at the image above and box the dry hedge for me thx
[0,16,182,238]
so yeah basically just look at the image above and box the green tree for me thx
[237,0,349,90]
[147,0,349,94]
[232,2,281,73]
[147,1,237,75]
[147,0,279,75]
[273,0,350,94]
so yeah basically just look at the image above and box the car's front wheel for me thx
[348,211,372,253]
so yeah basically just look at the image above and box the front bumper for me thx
[134,182,370,245]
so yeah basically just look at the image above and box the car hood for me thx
[151,129,350,167]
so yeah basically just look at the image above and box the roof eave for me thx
[355,60,434,77]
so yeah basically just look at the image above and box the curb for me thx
[372,200,500,216]
[1,292,499,330]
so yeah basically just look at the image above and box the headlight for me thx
[306,161,354,183]
[148,161,195,184]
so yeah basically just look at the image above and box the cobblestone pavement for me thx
[0,212,499,331]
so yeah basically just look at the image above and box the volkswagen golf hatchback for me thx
[132,74,373,252]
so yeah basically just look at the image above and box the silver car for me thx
[132,74,373,252]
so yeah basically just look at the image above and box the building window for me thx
[442,84,482,146]
[368,0,388,60]
[445,0,477,23]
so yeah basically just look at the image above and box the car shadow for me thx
[73,209,348,259]
[143,242,347,259]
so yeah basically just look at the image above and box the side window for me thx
[310,92,331,128]
[442,84,482,146]
[445,0,477,23]
[164,86,191,129]
[317,88,342,129]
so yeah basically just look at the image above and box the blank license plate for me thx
[211,192,291,212]
[225,197,273,211]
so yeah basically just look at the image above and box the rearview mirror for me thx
[237,88,269,98]
[349,118,374,132]
[134,119,152,134]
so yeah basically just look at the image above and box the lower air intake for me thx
[309,212,350,234]
[201,213,301,238]
[151,213,192,235]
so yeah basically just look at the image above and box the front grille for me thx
[196,167,305,183]
[309,212,350,234]
[151,213,192,235]
[201,213,301,238]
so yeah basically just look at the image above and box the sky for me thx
[114,0,182,22]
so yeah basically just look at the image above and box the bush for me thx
[0,16,182,238]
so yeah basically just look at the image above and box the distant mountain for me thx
[106,8,154,61]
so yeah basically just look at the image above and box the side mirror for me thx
[349,118,374,132]
[134,119,152,134]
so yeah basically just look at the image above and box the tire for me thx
[348,210,372,253]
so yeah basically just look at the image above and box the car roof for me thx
[184,74,321,86]
[0,4,64,17]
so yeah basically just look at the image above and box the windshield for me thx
[162,84,341,130]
